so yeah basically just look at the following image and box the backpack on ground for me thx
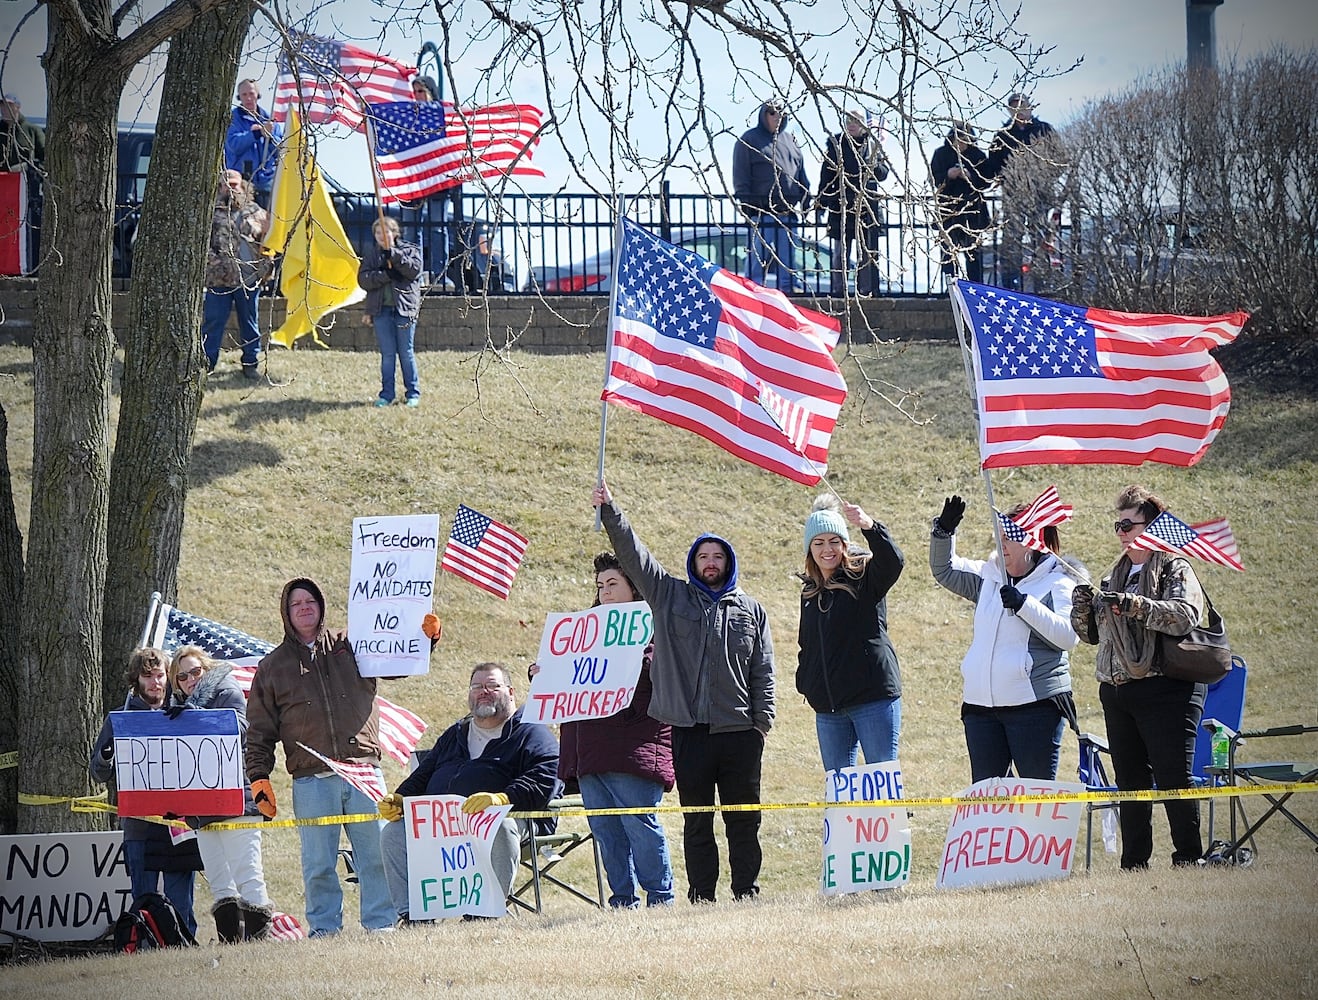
[113,892,197,952]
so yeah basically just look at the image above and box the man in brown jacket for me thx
[245,578,395,936]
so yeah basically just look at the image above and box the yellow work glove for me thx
[422,613,442,642]
[251,778,277,819]
[378,793,404,823]
[462,791,510,814]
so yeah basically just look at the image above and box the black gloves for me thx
[164,704,187,720]
[937,495,966,534]
[1000,585,1026,613]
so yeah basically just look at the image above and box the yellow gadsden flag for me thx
[263,108,365,347]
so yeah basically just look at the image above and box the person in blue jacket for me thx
[224,79,283,209]
[376,662,561,923]
[732,96,812,293]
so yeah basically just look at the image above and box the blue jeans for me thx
[815,697,902,773]
[380,813,521,919]
[746,213,799,292]
[202,285,261,369]
[291,772,395,933]
[123,839,198,937]
[373,310,419,403]
[961,700,1066,782]
[577,772,674,908]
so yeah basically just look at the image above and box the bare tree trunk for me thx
[0,404,24,834]
[102,4,254,711]
[18,15,125,834]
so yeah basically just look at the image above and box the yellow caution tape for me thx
[0,750,17,770]
[20,781,1316,830]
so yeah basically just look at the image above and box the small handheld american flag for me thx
[995,485,1073,554]
[1126,512,1244,572]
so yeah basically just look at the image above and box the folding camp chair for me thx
[1207,721,1318,864]
[1078,656,1248,869]
[508,796,605,914]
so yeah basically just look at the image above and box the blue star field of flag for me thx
[370,102,446,156]
[995,511,1028,544]
[1147,513,1199,548]
[450,505,494,548]
[278,33,340,82]
[614,222,725,348]
[164,608,272,660]
[961,283,1103,381]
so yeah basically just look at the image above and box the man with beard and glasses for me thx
[377,663,561,924]
[592,479,775,904]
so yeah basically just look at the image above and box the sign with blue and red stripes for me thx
[110,709,243,818]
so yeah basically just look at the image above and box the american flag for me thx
[296,742,388,803]
[952,280,1248,469]
[603,218,847,485]
[756,380,814,455]
[269,912,305,942]
[271,33,413,131]
[367,100,545,202]
[145,599,427,764]
[1126,512,1244,572]
[441,505,529,600]
[995,484,1073,554]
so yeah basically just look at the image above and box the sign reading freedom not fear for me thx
[110,709,243,817]
[405,795,510,920]
[525,601,651,724]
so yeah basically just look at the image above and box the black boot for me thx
[241,902,273,942]
[212,897,242,944]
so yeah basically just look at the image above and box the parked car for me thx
[522,223,848,295]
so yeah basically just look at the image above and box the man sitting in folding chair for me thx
[377,662,561,924]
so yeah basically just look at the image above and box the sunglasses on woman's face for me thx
[1113,519,1147,534]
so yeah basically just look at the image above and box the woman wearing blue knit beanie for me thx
[795,495,905,772]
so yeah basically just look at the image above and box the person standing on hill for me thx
[983,93,1059,291]
[593,479,774,904]
[930,121,991,285]
[818,108,891,296]
[733,96,812,293]
[359,215,424,408]
[224,79,282,210]
[244,578,396,937]
[202,169,270,379]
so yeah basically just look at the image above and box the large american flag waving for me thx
[142,594,426,764]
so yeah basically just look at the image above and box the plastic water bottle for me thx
[1211,726,1230,769]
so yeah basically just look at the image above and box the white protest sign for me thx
[820,761,911,895]
[525,601,651,724]
[936,777,1085,889]
[348,514,440,677]
[110,708,243,818]
[405,795,511,920]
[0,832,132,942]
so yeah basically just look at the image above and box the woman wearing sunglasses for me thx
[168,646,274,941]
[1070,485,1208,869]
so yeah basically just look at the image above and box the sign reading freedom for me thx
[348,513,440,678]
[110,708,243,817]
[525,601,652,724]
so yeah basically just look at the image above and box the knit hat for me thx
[803,506,849,554]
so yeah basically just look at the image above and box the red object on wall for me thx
[0,171,26,276]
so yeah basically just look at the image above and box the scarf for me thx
[1097,551,1169,682]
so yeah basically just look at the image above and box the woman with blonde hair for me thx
[795,495,905,772]
[168,645,273,941]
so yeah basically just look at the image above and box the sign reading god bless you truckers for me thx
[110,709,243,817]
[821,761,911,895]
[0,832,133,942]
[406,795,511,920]
[348,514,440,678]
[936,777,1085,889]
[525,600,652,724]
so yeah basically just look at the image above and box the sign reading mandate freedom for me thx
[525,600,652,724]
[111,708,243,817]
[348,514,440,677]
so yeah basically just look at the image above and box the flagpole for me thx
[595,204,626,530]
[363,115,390,247]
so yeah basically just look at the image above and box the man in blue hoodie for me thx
[593,480,775,903]
[732,96,812,293]
[224,79,283,209]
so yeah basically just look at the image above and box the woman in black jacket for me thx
[796,495,905,772]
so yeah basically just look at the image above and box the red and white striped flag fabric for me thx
[441,504,529,600]
[604,218,847,486]
[269,912,305,942]
[271,33,414,131]
[1127,512,1244,572]
[952,280,1247,469]
[756,380,815,456]
[994,485,1073,554]
[296,742,388,802]
[367,100,545,201]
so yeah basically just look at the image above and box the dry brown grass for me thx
[0,338,1316,996]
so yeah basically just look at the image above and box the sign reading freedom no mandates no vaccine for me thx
[524,601,652,724]
[110,709,243,817]
[348,514,440,677]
